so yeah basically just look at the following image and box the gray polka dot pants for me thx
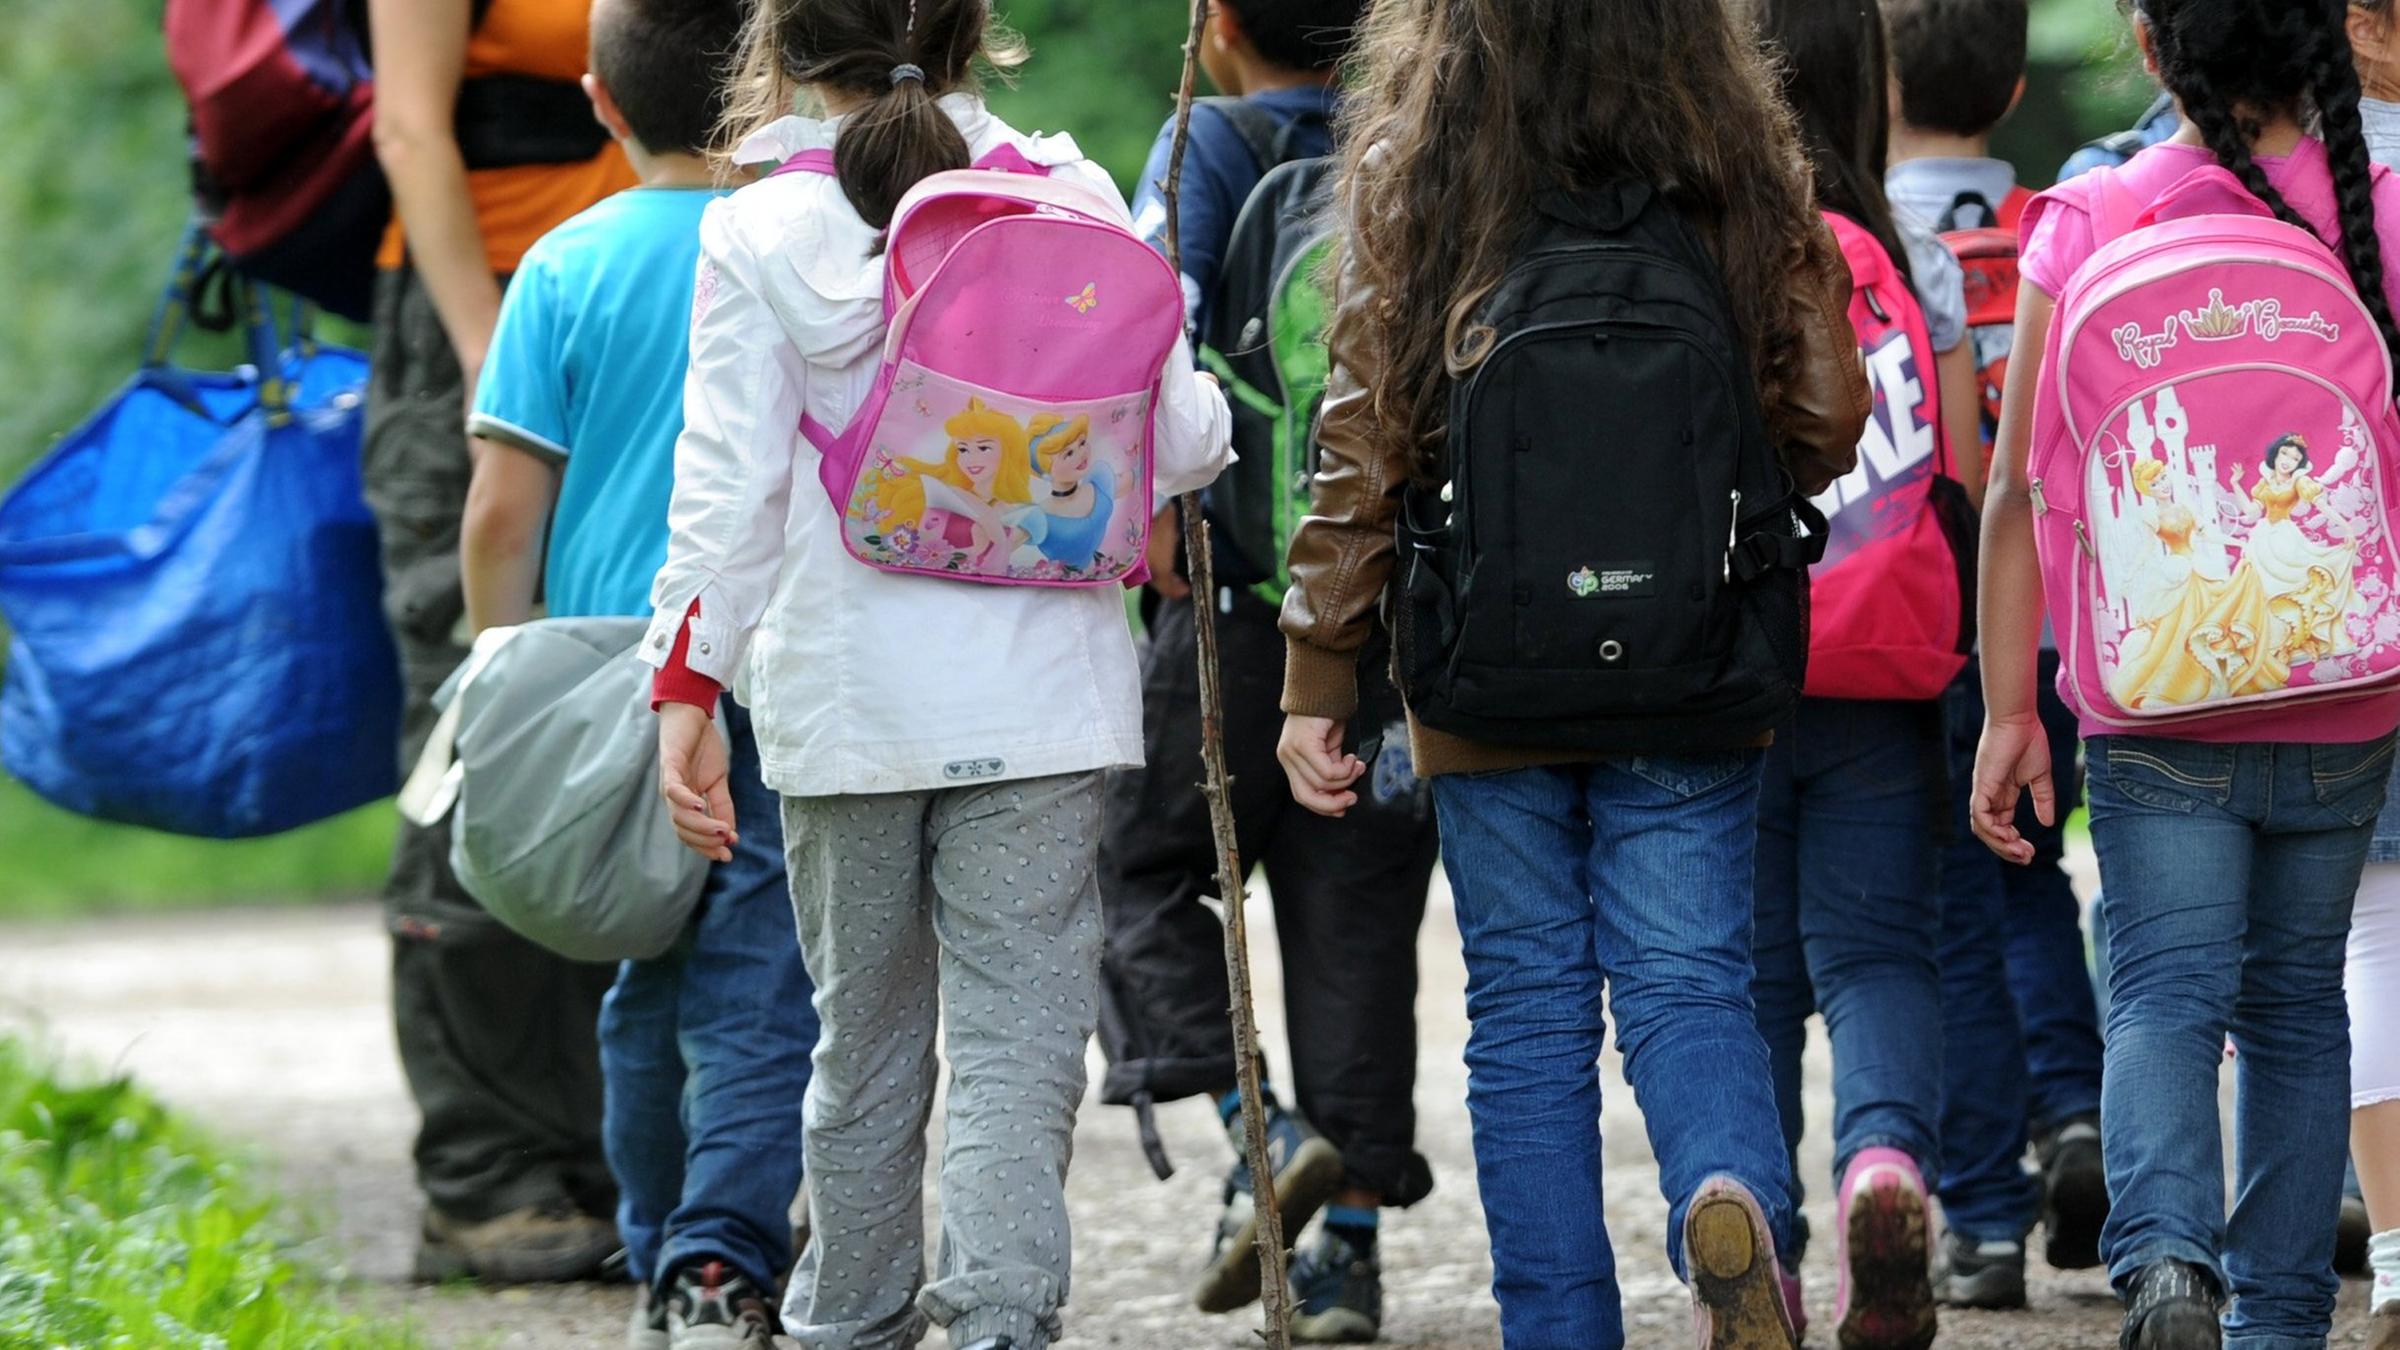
[777,772,1104,1350]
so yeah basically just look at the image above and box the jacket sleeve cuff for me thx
[1281,639,1363,722]
[650,601,723,717]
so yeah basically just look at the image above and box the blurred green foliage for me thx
[0,1035,423,1347]
[0,0,2146,909]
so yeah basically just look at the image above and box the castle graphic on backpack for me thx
[775,144,1184,587]
[1805,212,1979,702]
[2034,164,2400,728]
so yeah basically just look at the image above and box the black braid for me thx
[2311,29,2400,366]
[2146,0,2400,390]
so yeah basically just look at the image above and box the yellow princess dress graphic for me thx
[2238,451,2358,667]
[2107,460,2289,710]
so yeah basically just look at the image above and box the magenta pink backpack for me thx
[1805,211,1978,700]
[775,144,1183,586]
[2033,164,2400,730]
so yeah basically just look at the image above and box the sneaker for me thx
[1192,1102,1344,1314]
[1778,1267,1809,1343]
[414,1197,621,1285]
[1832,1148,1936,1350]
[2119,1259,2221,1350]
[1684,1178,1799,1349]
[2035,1115,2108,1271]
[628,1285,669,1350]
[1934,1230,2027,1311]
[1290,1228,1382,1343]
[2338,1192,2370,1278]
[2369,1305,2400,1350]
[665,1261,778,1348]
[954,1341,1017,1350]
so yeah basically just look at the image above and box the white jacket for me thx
[641,96,1232,797]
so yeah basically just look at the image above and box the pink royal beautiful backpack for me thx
[2033,163,2400,729]
[1804,211,1979,700]
[773,144,1184,586]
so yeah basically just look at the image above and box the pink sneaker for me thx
[1685,1177,1800,1349]
[1833,1148,1936,1350]
[1779,1266,1809,1342]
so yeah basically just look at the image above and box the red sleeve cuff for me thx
[651,600,723,716]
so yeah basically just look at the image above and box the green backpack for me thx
[1196,139,1339,602]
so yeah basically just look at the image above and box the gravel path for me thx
[0,867,2380,1348]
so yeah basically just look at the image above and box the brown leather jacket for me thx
[1278,215,1871,777]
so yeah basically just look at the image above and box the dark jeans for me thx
[1435,756,1795,1350]
[1934,664,2041,1243]
[366,266,616,1224]
[1098,590,1438,1205]
[2008,652,2106,1133]
[1753,697,1944,1208]
[2087,734,2390,1348]
[601,703,818,1296]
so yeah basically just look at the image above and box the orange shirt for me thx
[376,0,640,275]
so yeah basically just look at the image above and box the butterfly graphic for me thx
[1064,283,1099,314]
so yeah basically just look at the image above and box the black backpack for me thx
[1394,182,1827,753]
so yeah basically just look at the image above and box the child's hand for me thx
[1970,712,2056,866]
[658,702,737,863]
[1279,715,1364,817]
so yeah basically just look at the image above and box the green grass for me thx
[0,778,393,921]
[0,1036,420,1349]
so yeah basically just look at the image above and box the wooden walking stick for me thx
[1160,0,1294,1345]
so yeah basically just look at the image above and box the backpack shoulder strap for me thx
[1196,96,1292,177]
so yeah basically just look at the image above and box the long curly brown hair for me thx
[1329,0,1824,471]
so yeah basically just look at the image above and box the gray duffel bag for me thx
[398,616,708,961]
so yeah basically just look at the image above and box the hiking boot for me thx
[2339,1192,2371,1278]
[2119,1259,2221,1350]
[628,1285,669,1350]
[1833,1148,1936,1350]
[2035,1115,2108,1271]
[1192,1101,1344,1314]
[2369,1305,2400,1350]
[1684,1178,1799,1349]
[665,1260,778,1348]
[1290,1227,1382,1343]
[1934,1231,2027,1311]
[414,1197,620,1285]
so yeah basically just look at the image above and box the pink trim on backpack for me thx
[2031,161,2400,735]
[772,143,1181,588]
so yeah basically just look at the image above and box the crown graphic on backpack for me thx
[774,143,1184,588]
[2033,162,2400,730]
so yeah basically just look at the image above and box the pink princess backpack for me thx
[1803,211,1978,700]
[2033,163,2400,730]
[774,144,1183,586]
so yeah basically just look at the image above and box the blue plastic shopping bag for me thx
[0,230,401,837]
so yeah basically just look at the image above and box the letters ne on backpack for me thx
[1393,182,1827,752]
[2034,164,2400,728]
[1805,211,1979,702]
[776,146,1184,588]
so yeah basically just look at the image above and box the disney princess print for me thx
[2085,379,2397,713]
[843,364,1151,584]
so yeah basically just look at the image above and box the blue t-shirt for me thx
[470,186,726,618]
[1129,85,1340,341]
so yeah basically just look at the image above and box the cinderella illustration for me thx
[1016,413,1124,572]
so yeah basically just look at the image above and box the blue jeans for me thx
[2088,733,2391,1349]
[2008,653,2106,1132]
[1935,668,2041,1243]
[600,703,820,1295]
[1753,697,1944,1213]
[1434,756,1794,1350]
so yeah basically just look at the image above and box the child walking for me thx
[1276,1,1868,1346]
[1975,1,2400,1345]
[459,2,818,1345]
[1883,0,2113,1306]
[645,3,1231,1347]
[1742,2,1978,1343]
